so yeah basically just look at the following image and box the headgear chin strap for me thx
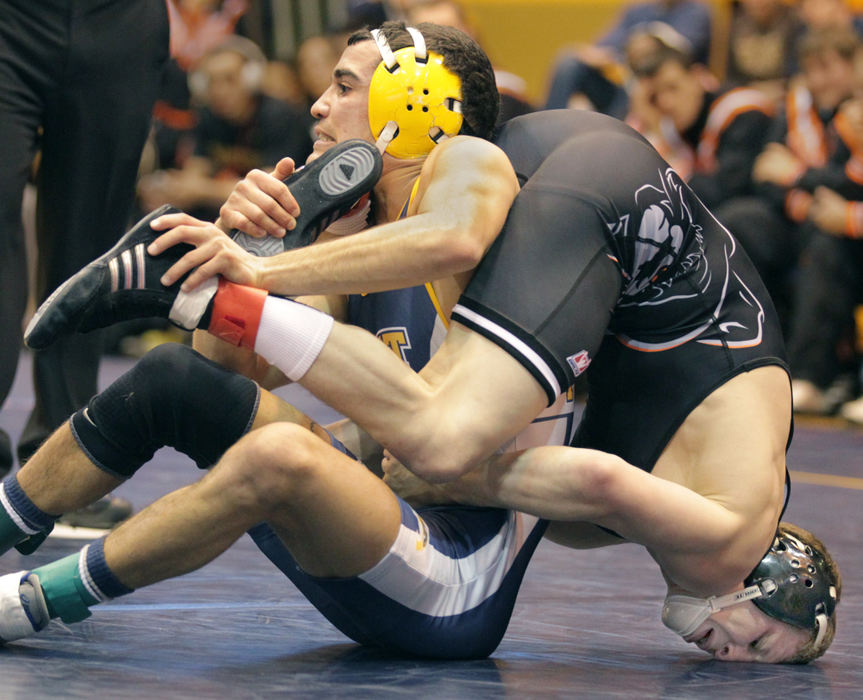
[368,27,464,158]
[662,526,838,650]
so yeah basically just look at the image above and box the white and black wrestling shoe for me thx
[0,571,49,643]
[24,205,195,350]
[24,141,383,350]
[232,138,382,256]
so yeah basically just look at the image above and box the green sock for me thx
[32,553,100,623]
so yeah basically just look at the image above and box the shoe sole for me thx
[24,204,181,350]
[232,139,382,257]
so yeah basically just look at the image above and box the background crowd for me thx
[2,0,862,531]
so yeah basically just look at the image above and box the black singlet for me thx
[452,110,789,472]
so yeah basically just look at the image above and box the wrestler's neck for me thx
[372,154,426,223]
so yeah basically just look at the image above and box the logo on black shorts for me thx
[566,350,591,377]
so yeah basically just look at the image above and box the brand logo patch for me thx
[566,350,591,377]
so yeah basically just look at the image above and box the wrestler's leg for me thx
[0,345,322,555]
[14,388,319,519]
[103,422,401,588]
[0,423,401,635]
[299,320,549,482]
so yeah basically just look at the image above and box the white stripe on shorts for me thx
[359,510,540,618]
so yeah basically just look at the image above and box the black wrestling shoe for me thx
[24,205,195,350]
[231,139,382,256]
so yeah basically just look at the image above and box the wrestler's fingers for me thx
[220,191,294,237]
[180,254,250,292]
[258,160,301,217]
[218,212,273,240]
[159,243,215,287]
[223,177,298,233]
[149,211,208,233]
[148,224,202,256]
[269,156,297,182]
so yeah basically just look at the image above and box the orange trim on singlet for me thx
[697,88,774,172]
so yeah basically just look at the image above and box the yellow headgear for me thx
[368,27,464,159]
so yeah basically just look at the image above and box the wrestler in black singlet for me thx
[452,110,789,472]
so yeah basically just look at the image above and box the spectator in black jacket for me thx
[633,45,774,211]
[138,36,312,223]
[717,29,860,337]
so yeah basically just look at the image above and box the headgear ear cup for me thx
[368,27,464,158]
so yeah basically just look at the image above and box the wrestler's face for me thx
[684,601,811,663]
[308,40,379,162]
[652,60,705,133]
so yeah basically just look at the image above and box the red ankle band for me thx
[208,279,268,349]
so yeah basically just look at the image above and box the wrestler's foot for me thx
[0,572,49,643]
[231,138,382,256]
[24,205,195,350]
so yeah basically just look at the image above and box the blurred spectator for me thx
[623,25,702,172]
[0,0,169,527]
[785,95,863,414]
[798,0,863,36]
[150,0,251,173]
[718,28,860,335]
[168,0,250,69]
[632,45,773,210]
[543,0,712,117]
[261,59,305,105]
[407,0,534,123]
[137,36,313,222]
[295,33,347,114]
[346,0,422,27]
[724,0,804,98]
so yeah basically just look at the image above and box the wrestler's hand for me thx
[147,211,264,291]
[216,157,300,239]
[382,451,456,507]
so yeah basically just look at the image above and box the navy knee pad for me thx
[70,343,260,478]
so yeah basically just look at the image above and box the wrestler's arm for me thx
[404,444,760,594]
[297,320,550,483]
[149,137,519,296]
[192,293,347,389]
